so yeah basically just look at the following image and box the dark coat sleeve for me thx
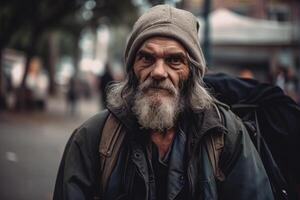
[53,111,109,200]
[218,109,274,200]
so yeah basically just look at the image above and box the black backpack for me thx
[204,73,300,200]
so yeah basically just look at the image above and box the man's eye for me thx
[166,56,184,65]
[137,53,154,64]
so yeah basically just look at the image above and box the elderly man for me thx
[54,5,274,200]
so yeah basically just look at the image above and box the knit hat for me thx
[124,4,206,77]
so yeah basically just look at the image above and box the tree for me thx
[0,0,138,110]
[0,0,87,109]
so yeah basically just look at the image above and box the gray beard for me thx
[132,79,182,131]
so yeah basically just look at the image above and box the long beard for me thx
[132,79,183,131]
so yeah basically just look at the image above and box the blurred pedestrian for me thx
[274,66,299,103]
[239,68,254,79]
[26,58,49,110]
[98,62,114,108]
[66,76,78,115]
[285,67,299,103]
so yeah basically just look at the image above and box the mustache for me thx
[138,79,178,96]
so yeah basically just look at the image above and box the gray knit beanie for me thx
[124,4,206,77]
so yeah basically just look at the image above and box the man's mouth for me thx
[145,87,173,95]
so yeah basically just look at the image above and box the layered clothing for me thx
[54,104,273,200]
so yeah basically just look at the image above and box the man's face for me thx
[133,37,190,101]
[131,37,190,130]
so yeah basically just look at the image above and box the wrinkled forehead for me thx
[137,36,188,55]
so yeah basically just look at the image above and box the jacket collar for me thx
[107,106,140,134]
[197,104,227,137]
[178,104,227,141]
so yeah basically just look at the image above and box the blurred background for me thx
[0,0,299,199]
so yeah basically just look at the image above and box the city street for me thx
[0,96,100,200]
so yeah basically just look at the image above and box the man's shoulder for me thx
[214,102,246,155]
[70,110,110,147]
[214,101,244,133]
[79,109,110,131]
[214,102,252,164]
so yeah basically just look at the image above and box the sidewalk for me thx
[0,94,102,200]
[0,94,101,127]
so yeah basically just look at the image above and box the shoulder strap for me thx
[98,113,126,197]
[205,104,225,181]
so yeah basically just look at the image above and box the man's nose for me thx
[150,59,167,80]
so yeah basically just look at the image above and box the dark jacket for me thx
[54,104,274,200]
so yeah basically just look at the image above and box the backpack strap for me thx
[98,113,126,198]
[205,132,225,181]
[205,104,225,181]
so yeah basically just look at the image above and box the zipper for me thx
[187,164,194,199]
